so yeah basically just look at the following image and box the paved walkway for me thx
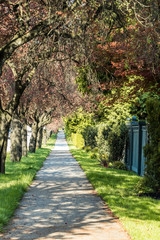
[1,131,131,240]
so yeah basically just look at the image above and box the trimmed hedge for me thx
[71,133,85,149]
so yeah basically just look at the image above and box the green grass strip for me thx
[69,143,160,240]
[0,134,57,232]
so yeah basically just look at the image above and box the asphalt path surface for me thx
[1,131,131,240]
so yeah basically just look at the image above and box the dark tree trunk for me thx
[22,123,27,157]
[0,112,11,173]
[37,127,43,149]
[29,122,38,153]
[10,114,22,162]
[48,130,52,138]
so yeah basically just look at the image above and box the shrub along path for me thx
[1,130,130,240]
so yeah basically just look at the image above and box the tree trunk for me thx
[47,129,52,140]
[29,122,38,153]
[48,130,52,138]
[43,128,47,146]
[37,127,43,149]
[0,112,11,173]
[22,123,27,157]
[10,114,22,162]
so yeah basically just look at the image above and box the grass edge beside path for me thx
[68,142,160,240]
[0,134,57,232]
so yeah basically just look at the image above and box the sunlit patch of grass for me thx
[0,134,57,231]
[69,143,160,240]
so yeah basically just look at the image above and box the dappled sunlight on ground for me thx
[1,131,130,240]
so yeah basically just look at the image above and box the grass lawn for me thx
[69,143,160,240]
[0,134,57,232]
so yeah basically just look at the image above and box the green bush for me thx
[71,133,85,149]
[92,147,98,153]
[90,152,98,159]
[96,123,110,159]
[82,125,98,149]
[135,177,154,195]
[110,161,127,170]
[84,146,91,152]
[140,98,160,193]
[107,122,128,162]
[96,123,127,163]
[64,109,94,139]
[97,153,109,167]
[131,92,160,120]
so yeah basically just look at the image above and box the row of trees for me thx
[0,0,91,173]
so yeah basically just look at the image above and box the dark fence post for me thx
[131,121,139,174]
[140,124,148,176]
[125,121,132,170]
[138,122,143,175]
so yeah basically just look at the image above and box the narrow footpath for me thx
[1,131,131,240]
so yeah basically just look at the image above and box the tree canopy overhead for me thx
[0,0,160,119]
